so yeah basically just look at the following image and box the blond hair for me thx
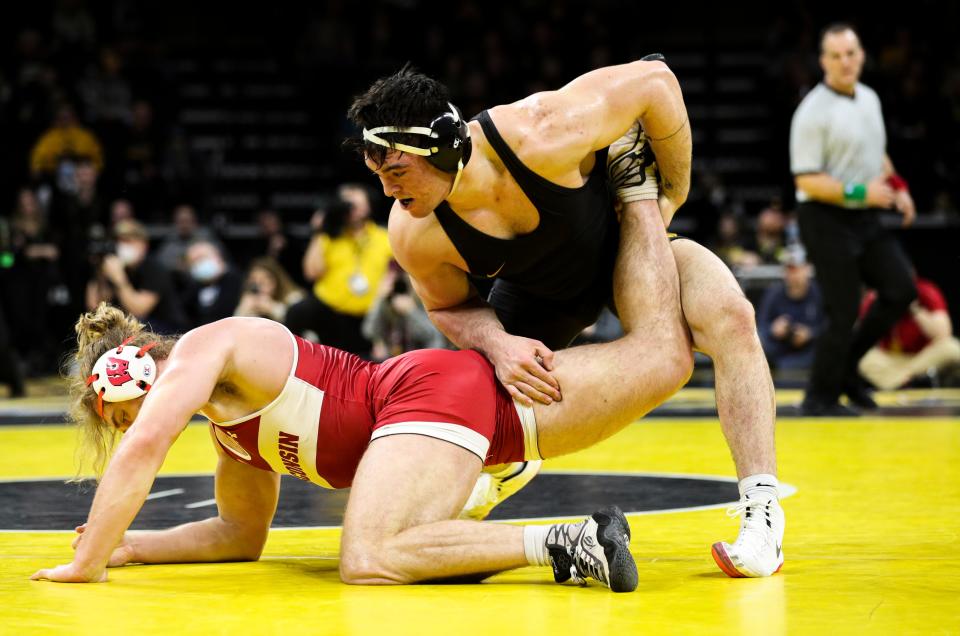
[66,303,178,479]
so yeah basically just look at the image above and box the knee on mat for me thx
[339,544,405,585]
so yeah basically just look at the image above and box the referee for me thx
[790,23,917,416]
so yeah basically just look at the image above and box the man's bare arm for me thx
[389,206,561,404]
[512,59,691,211]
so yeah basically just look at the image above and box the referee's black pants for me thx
[797,202,917,404]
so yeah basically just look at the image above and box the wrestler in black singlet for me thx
[434,111,620,349]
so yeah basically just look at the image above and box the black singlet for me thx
[432,111,619,348]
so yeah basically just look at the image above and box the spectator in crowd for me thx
[0,303,25,398]
[710,211,759,270]
[234,257,305,323]
[154,204,219,276]
[859,274,960,390]
[77,47,132,129]
[285,185,392,355]
[108,198,135,229]
[181,240,244,328]
[48,156,106,317]
[119,99,165,219]
[757,249,824,371]
[252,208,306,286]
[362,263,447,361]
[30,103,104,188]
[85,219,187,334]
[76,47,132,190]
[4,188,64,374]
[744,205,788,266]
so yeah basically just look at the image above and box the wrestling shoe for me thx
[459,460,542,521]
[547,506,638,593]
[607,121,660,203]
[711,494,785,578]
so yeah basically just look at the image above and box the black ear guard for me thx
[424,105,472,173]
[362,103,472,174]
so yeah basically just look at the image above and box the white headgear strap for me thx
[361,103,468,197]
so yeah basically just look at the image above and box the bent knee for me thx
[339,544,408,585]
[622,333,693,397]
[941,336,960,361]
[693,291,758,346]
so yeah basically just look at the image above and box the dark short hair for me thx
[819,22,860,54]
[345,64,452,167]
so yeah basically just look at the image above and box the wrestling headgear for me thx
[362,103,473,193]
[86,336,158,417]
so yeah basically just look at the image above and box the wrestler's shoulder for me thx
[387,205,456,266]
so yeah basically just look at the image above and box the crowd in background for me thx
[1,0,959,396]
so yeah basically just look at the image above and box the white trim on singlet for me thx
[513,400,543,461]
[370,421,490,461]
[208,322,300,427]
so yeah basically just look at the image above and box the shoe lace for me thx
[572,544,608,586]
[547,519,608,587]
[726,498,774,546]
[726,497,774,520]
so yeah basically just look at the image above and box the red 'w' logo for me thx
[106,357,133,386]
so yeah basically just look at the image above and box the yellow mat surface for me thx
[1,415,958,635]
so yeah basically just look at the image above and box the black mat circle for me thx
[0,473,739,530]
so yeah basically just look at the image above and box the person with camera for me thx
[757,250,824,372]
[85,219,188,335]
[284,184,392,356]
[234,257,305,323]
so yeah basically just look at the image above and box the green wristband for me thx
[843,183,867,203]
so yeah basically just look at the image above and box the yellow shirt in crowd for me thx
[30,125,105,174]
[313,221,392,316]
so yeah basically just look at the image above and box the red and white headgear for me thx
[86,336,158,418]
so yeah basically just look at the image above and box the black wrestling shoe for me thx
[547,506,638,593]
[800,397,860,417]
[843,378,878,409]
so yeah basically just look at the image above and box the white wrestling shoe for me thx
[711,494,785,578]
[547,506,638,593]
[607,121,660,203]
[459,460,542,521]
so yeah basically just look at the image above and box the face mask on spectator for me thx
[116,243,142,265]
[191,257,222,282]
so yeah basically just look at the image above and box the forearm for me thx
[641,77,691,211]
[114,282,158,318]
[796,173,846,205]
[427,297,506,353]
[915,310,952,340]
[73,437,169,574]
[127,516,264,564]
[302,236,326,282]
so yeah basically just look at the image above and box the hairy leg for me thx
[534,200,693,457]
[339,435,526,585]
[671,239,776,478]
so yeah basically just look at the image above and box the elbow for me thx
[668,183,690,209]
